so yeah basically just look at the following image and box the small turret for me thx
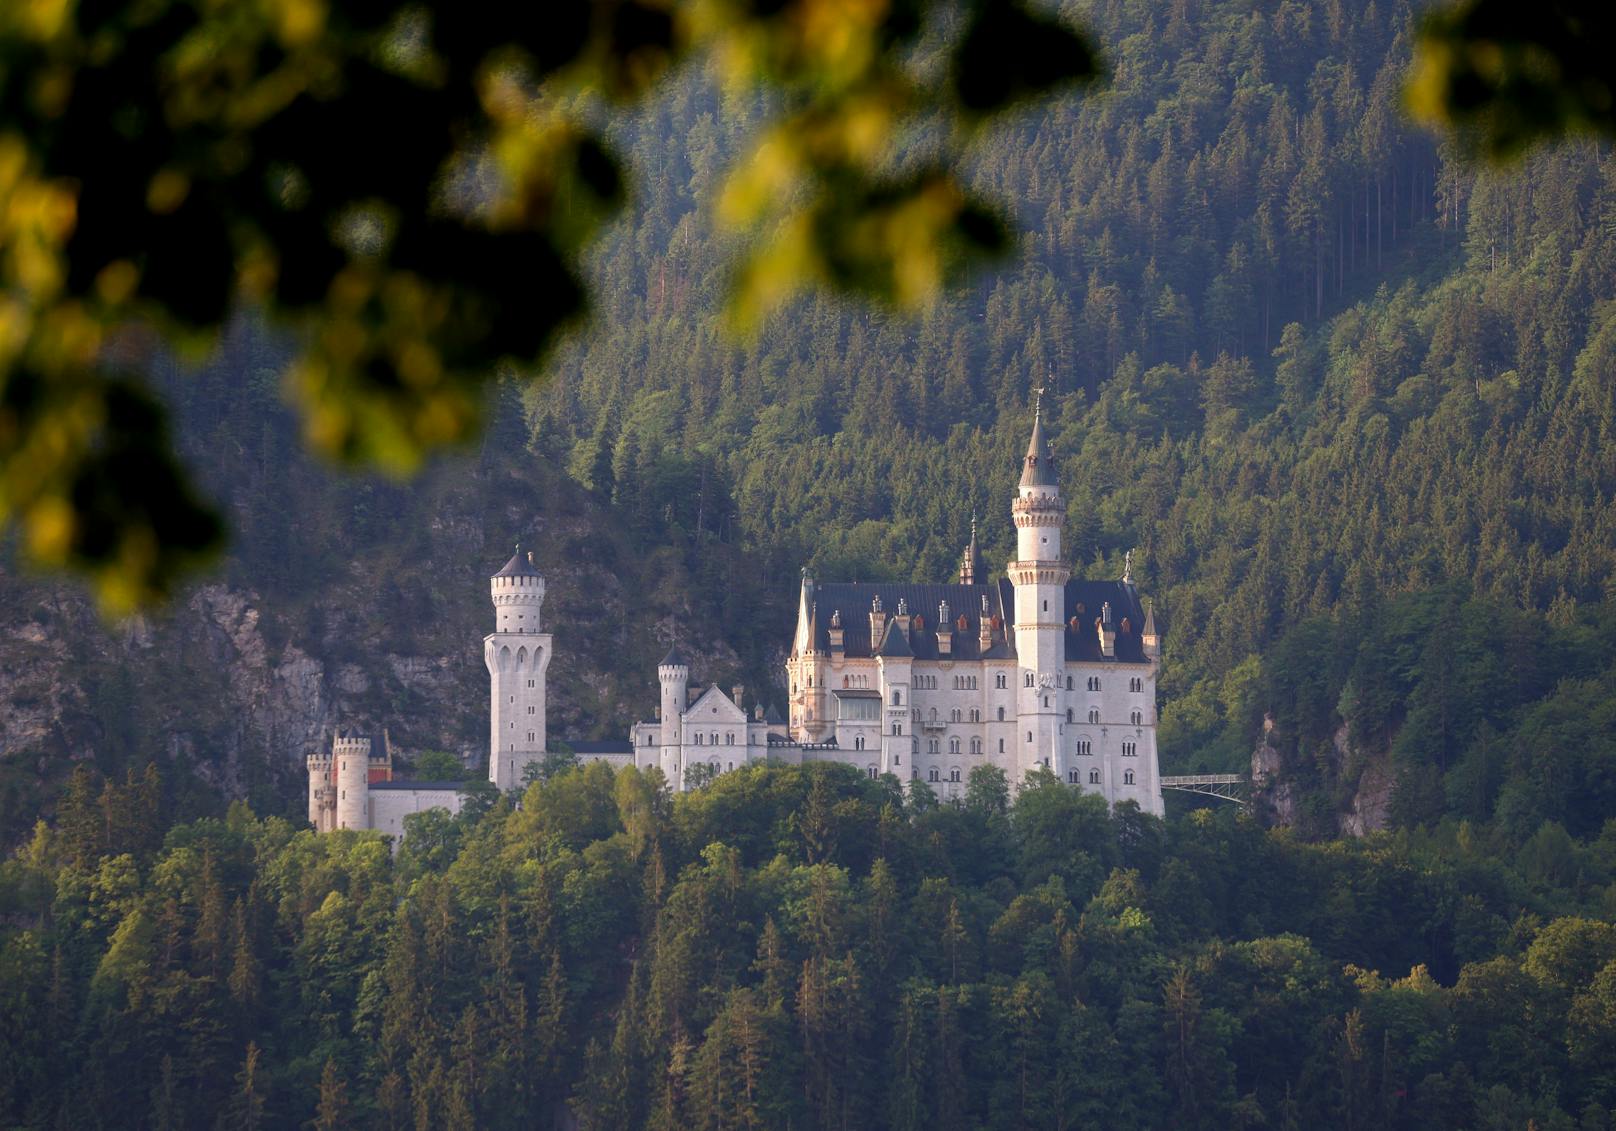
[1142,599,1160,660]
[959,514,979,584]
[306,743,334,831]
[1098,601,1116,658]
[979,593,994,650]
[828,609,844,653]
[937,600,953,656]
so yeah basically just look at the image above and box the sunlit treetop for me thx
[0,0,1100,613]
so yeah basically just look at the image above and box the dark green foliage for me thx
[5,762,1616,1128]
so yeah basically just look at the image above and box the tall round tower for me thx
[485,546,554,791]
[658,646,689,785]
[333,730,371,830]
[1009,393,1071,783]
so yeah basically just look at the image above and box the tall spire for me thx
[959,511,979,584]
[1020,389,1056,488]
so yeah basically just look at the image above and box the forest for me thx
[3,760,1616,1129]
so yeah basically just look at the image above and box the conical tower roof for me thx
[493,544,540,578]
[1020,406,1056,488]
[659,644,689,668]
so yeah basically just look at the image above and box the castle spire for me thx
[1020,390,1056,488]
[959,511,979,584]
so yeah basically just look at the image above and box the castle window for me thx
[895,754,901,765]
[1044,696,1049,708]
[892,690,902,706]
[1123,740,1137,756]
[1066,709,1074,723]
[928,768,940,782]
[1076,738,1092,756]
[1068,770,1080,783]
[1124,769,1135,785]
[1024,673,1034,687]
[1089,769,1101,784]
[528,680,535,688]
[996,673,1007,689]
[1088,708,1100,724]
[695,733,703,745]
[1131,710,1142,725]
[1026,731,1032,743]
[928,738,939,755]
[951,708,961,723]
[1043,600,1048,611]
[970,708,980,722]
[645,734,653,746]
[855,736,865,751]
[970,738,982,755]
[710,732,718,744]
[1067,676,1073,690]
[892,723,903,736]
[997,707,1005,721]
[999,738,1005,753]
[1130,677,1143,693]
[949,768,961,782]
[868,767,878,779]
[949,737,961,754]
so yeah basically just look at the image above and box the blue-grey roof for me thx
[808,578,1151,664]
[493,546,540,578]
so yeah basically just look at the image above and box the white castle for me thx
[308,407,1165,832]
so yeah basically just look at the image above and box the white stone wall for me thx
[369,787,464,840]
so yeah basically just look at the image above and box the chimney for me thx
[828,609,844,654]
[979,594,994,650]
[868,595,886,653]
[937,601,953,656]
[1098,601,1116,658]
[732,684,745,710]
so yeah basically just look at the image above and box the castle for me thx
[307,406,1165,832]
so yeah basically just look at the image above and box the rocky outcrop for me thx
[1247,713,1395,837]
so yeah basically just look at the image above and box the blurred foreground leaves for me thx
[0,0,1099,611]
[1409,0,1616,159]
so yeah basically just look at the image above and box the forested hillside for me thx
[532,0,1616,832]
[5,762,1616,1129]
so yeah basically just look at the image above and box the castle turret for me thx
[306,744,334,831]
[1142,599,1160,660]
[1008,392,1070,781]
[959,515,978,584]
[485,545,554,792]
[333,729,371,830]
[658,645,689,783]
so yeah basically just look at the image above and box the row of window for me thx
[856,766,1140,787]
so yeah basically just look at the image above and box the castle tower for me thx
[306,744,334,832]
[1008,393,1070,782]
[959,514,979,584]
[333,729,371,830]
[484,546,553,792]
[658,646,689,783]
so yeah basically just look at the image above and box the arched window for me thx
[868,766,878,779]
[996,672,1007,689]
[1066,676,1074,690]
[854,736,865,751]
[1124,769,1136,785]
[997,706,1005,721]
[1024,672,1035,687]
[893,723,903,736]
[1088,708,1100,724]
[928,738,940,755]
[1131,709,1143,725]
[949,768,961,782]
[1076,738,1092,756]
[1068,770,1080,783]
[970,708,980,722]
[949,737,961,754]
[970,737,982,755]
[1089,768,1101,784]
[928,767,940,782]
[892,689,902,706]
[1066,708,1074,723]
[1122,740,1137,756]
[1026,731,1033,743]
[930,707,938,722]
[695,733,703,745]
